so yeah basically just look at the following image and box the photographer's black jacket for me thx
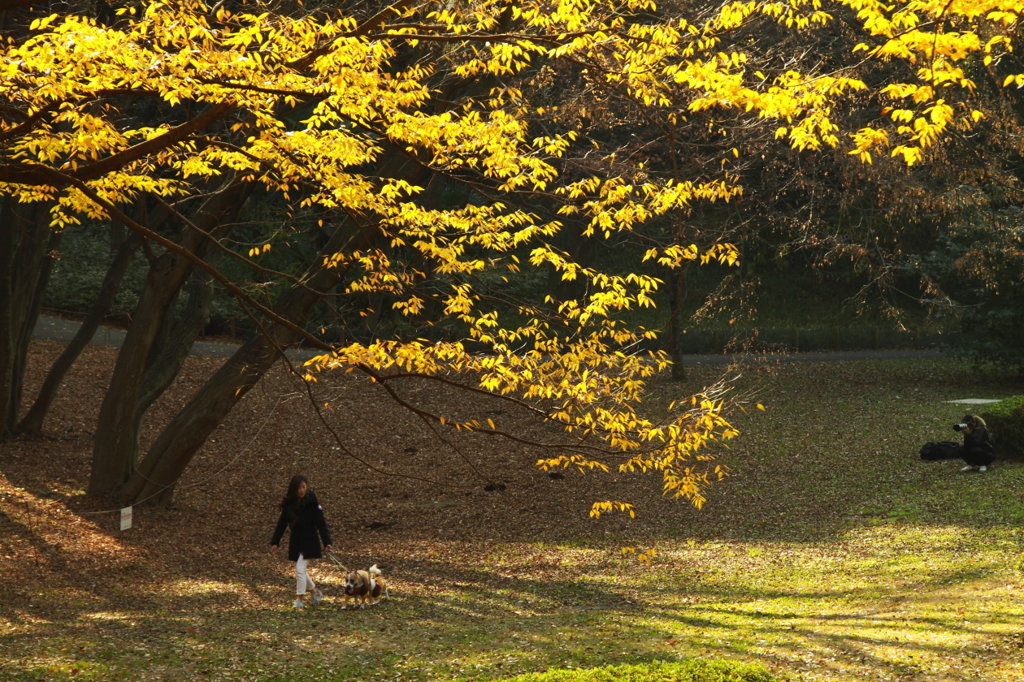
[271,490,332,561]
[960,426,996,466]
[964,427,995,454]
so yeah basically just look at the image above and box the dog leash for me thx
[326,551,348,572]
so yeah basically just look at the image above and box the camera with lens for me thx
[953,422,971,432]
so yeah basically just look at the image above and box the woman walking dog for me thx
[271,474,333,608]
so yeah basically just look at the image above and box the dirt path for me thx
[33,314,944,364]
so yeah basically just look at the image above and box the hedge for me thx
[478,660,774,682]
[980,395,1024,459]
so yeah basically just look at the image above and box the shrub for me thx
[920,193,1024,376]
[481,660,774,682]
[44,222,150,315]
[980,396,1024,460]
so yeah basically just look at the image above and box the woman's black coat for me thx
[270,490,332,561]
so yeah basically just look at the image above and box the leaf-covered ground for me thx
[2,339,1024,681]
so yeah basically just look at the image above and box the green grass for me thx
[495,660,773,682]
[3,357,1024,682]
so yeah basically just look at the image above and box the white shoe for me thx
[960,465,976,472]
[311,588,324,606]
[293,598,305,609]
[978,466,987,472]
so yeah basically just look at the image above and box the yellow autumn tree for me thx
[843,0,1010,165]
[2,0,1018,511]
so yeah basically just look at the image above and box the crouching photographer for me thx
[954,414,995,472]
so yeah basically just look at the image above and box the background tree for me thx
[0,199,54,435]
[774,1,1024,371]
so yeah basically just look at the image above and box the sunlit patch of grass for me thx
[163,579,242,595]
[20,660,110,682]
[79,611,134,622]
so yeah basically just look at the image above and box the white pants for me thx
[295,554,316,595]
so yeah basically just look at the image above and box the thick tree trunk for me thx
[88,180,251,495]
[17,232,143,436]
[137,266,219,413]
[88,248,187,492]
[667,264,688,382]
[123,221,361,505]
[0,200,15,438]
[15,227,63,413]
[0,198,55,437]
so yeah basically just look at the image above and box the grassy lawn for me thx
[2,350,1024,681]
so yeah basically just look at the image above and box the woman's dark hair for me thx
[280,474,309,511]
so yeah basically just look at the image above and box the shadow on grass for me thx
[3,535,1018,682]
[4,356,1024,680]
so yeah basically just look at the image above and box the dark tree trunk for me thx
[122,221,362,505]
[17,232,143,436]
[545,222,598,304]
[11,219,61,423]
[0,200,15,438]
[88,180,251,495]
[667,263,688,382]
[0,198,55,437]
[137,265,220,413]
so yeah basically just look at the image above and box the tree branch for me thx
[0,100,62,144]
[70,102,234,182]
[0,0,44,11]
[286,0,417,71]
[0,102,234,187]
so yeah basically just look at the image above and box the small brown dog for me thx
[342,564,389,608]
